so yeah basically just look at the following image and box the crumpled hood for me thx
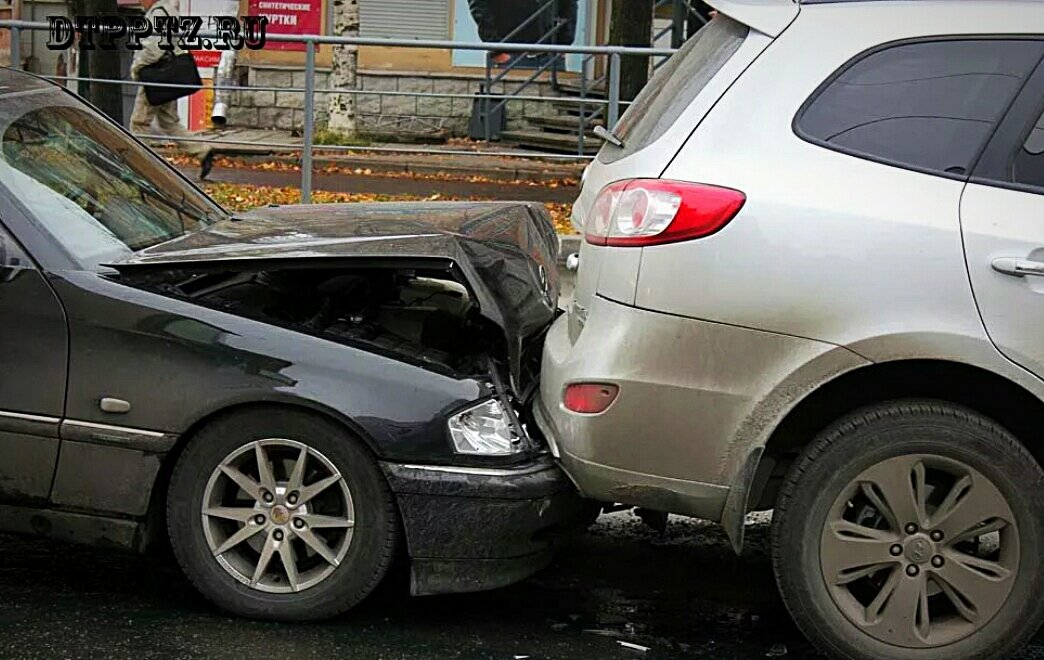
[112,201,560,392]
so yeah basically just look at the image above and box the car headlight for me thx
[447,399,523,455]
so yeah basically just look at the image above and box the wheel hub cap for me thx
[819,453,1019,649]
[200,439,356,594]
[270,505,290,526]
[903,534,934,565]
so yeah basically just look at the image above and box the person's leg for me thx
[154,100,214,178]
[154,101,208,158]
[129,87,156,134]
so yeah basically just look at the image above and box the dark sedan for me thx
[0,68,589,620]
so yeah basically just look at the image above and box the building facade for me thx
[226,0,608,136]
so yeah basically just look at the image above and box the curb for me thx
[273,154,583,183]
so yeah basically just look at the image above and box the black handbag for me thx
[138,51,202,106]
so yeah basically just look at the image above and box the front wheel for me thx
[167,409,399,620]
[772,401,1044,660]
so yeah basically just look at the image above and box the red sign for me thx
[188,79,214,131]
[248,0,321,51]
[193,50,222,68]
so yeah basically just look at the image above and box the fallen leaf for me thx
[199,181,575,234]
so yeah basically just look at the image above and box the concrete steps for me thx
[499,129,602,155]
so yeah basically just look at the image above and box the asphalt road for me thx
[1,513,1041,660]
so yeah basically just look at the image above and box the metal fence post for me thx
[577,56,587,157]
[550,0,559,90]
[607,51,620,130]
[482,55,492,143]
[10,25,20,69]
[671,0,684,48]
[301,40,315,204]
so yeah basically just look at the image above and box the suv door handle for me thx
[992,257,1044,277]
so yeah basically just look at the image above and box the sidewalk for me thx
[161,128,587,182]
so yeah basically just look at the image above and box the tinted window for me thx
[797,40,1044,177]
[600,16,748,164]
[1011,106,1044,189]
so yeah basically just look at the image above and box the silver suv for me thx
[535,1,1044,658]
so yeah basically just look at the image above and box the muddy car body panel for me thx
[0,68,584,601]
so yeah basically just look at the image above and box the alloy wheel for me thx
[201,438,355,593]
[820,453,1019,648]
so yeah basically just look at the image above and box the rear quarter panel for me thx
[572,30,776,310]
[648,3,1044,476]
[650,3,1041,354]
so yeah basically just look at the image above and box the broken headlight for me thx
[447,399,523,455]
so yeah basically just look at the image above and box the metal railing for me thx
[653,0,707,70]
[479,0,564,141]
[0,19,675,202]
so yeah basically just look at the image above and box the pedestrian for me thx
[130,0,214,179]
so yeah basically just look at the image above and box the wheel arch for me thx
[722,359,1044,554]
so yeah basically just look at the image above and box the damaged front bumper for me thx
[380,458,592,596]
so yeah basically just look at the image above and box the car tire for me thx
[167,408,400,621]
[772,400,1044,660]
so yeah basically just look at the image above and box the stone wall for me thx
[226,65,563,137]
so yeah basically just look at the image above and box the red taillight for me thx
[563,383,619,414]
[584,179,745,247]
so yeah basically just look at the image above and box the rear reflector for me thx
[585,179,745,247]
[563,383,619,414]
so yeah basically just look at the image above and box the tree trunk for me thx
[608,0,654,102]
[327,0,359,134]
[80,0,124,123]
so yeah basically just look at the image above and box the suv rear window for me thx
[600,16,748,164]
[795,39,1044,178]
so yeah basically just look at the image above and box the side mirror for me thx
[0,235,8,269]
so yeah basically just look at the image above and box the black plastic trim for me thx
[970,54,1044,196]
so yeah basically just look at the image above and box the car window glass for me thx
[600,15,748,164]
[1012,106,1044,188]
[797,39,1044,177]
[0,89,225,270]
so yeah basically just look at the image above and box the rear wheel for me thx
[772,401,1044,660]
[167,409,399,620]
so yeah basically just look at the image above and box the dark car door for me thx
[0,208,68,504]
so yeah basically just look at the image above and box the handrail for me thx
[498,0,557,45]
[42,73,613,105]
[488,19,565,88]
[491,48,562,115]
[481,0,564,142]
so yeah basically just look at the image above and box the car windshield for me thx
[0,86,226,269]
